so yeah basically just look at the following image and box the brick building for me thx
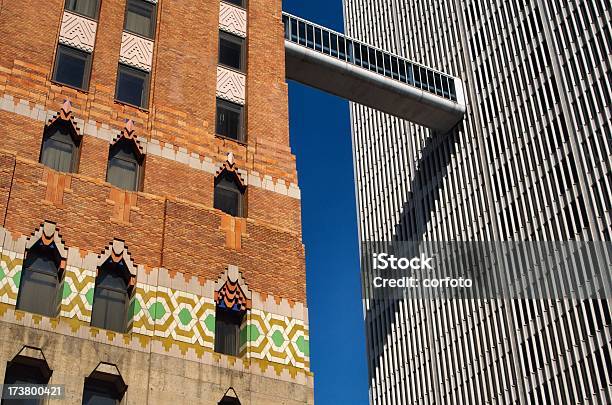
[0,0,312,403]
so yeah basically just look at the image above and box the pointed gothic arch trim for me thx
[45,99,82,144]
[110,119,145,161]
[26,221,68,262]
[214,265,252,311]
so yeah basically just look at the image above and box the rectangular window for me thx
[115,64,149,108]
[224,0,245,7]
[398,60,406,82]
[53,45,92,90]
[306,24,314,49]
[368,48,377,72]
[219,31,245,72]
[338,37,346,60]
[298,21,306,46]
[361,44,369,68]
[290,18,298,42]
[124,0,156,39]
[216,99,244,142]
[330,33,338,57]
[376,50,384,74]
[314,28,322,51]
[214,308,243,356]
[346,39,354,63]
[390,56,399,80]
[383,53,392,77]
[354,42,362,65]
[65,0,99,19]
[322,31,330,54]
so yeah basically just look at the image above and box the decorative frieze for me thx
[119,32,154,72]
[219,1,247,38]
[58,11,97,53]
[217,66,246,105]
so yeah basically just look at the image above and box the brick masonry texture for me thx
[0,0,312,402]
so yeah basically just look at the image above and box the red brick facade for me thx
[0,0,306,303]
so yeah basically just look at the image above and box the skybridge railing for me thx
[282,12,458,104]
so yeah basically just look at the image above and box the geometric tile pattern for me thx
[58,11,97,53]
[247,309,310,369]
[119,32,154,72]
[0,227,310,375]
[217,66,246,105]
[219,1,247,38]
[0,253,22,306]
[60,265,94,322]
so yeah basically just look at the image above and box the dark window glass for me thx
[442,76,450,98]
[406,63,414,85]
[390,56,399,80]
[106,139,141,191]
[361,44,369,68]
[115,64,149,108]
[124,0,156,39]
[398,60,406,82]
[322,31,330,54]
[383,53,392,77]
[306,24,314,49]
[368,48,377,72]
[282,15,289,40]
[53,45,91,90]
[330,33,338,57]
[290,18,298,42]
[40,122,79,173]
[298,21,306,46]
[15,244,62,318]
[376,50,384,74]
[434,73,443,96]
[65,0,99,19]
[346,40,354,63]
[427,70,435,93]
[314,28,322,51]
[214,171,244,217]
[449,78,457,101]
[82,378,123,405]
[90,264,129,333]
[338,37,346,60]
[354,42,362,65]
[223,0,244,6]
[419,66,429,89]
[3,362,50,405]
[214,307,243,356]
[216,99,244,142]
[219,32,244,71]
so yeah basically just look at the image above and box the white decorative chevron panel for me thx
[217,66,246,105]
[219,1,247,38]
[58,11,97,53]
[119,32,154,72]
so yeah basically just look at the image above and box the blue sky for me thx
[282,1,369,404]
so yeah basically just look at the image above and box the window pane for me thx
[330,33,338,57]
[107,156,138,190]
[219,34,243,71]
[54,46,88,89]
[223,0,244,6]
[41,125,76,173]
[116,65,147,107]
[314,28,322,51]
[4,363,48,405]
[214,309,242,356]
[298,21,306,46]
[338,37,346,60]
[83,389,119,405]
[65,0,98,19]
[216,100,243,141]
[125,0,155,38]
[306,24,314,48]
[91,287,127,333]
[322,31,330,54]
[290,18,298,42]
[16,268,58,317]
[214,186,240,217]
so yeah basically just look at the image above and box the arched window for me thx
[214,170,245,217]
[39,120,80,173]
[106,139,143,191]
[16,241,64,317]
[90,259,131,333]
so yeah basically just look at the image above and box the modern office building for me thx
[344,0,611,404]
[0,0,312,404]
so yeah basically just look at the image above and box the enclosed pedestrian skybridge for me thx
[282,13,466,133]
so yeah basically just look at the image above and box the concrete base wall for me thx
[0,321,314,405]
